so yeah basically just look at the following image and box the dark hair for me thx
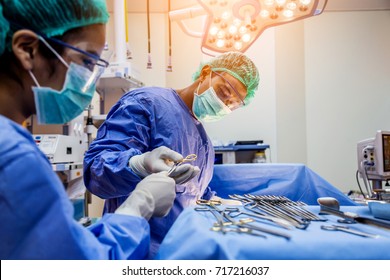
[0,27,80,83]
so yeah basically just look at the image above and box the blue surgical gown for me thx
[0,115,150,260]
[83,87,215,258]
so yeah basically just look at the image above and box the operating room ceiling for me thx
[105,0,390,13]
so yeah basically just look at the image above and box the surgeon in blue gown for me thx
[0,0,181,260]
[83,52,260,258]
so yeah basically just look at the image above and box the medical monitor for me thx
[381,133,390,173]
[357,130,390,180]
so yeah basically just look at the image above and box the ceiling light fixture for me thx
[170,0,328,56]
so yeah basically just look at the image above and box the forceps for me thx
[221,210,292,240]
[195,199,225,231]
[321,225,379,238]
[224,207,294,230]
[167,154,197,176]
[196,200,266,237]
[211,225,267,237]
[195,199,223,214]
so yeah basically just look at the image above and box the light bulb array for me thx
[198,0,326,54]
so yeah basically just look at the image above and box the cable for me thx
[355,169,366,197]
[146,0,152,69]
[360,161,373,198]
[166,0,173,72]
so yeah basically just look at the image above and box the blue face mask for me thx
[192,73,232,122]
[29,36,105,124]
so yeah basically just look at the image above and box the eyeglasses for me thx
[41,35,109,70]
[8,20,109,71]
[38,35,109,91]
[212,71,246,110]
[8,20,109,90]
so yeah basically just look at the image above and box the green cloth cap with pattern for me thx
[192,51,260,105]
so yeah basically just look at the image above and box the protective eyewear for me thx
[41,35,109,68]
[39,35,109,91]
[8,20,109,91]
[212,71,245,110]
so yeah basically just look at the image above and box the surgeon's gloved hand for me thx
[129,146,200,184]
[115,172,176,220]
[168,164,200,185]
[129,146,183,178]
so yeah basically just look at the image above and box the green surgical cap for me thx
[0,4,9,55]
[0,0,109,56]
[193,51,260,105]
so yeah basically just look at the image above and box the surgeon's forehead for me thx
[220,72,247,98]
[64,24,106,56]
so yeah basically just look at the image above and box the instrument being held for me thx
[167,154,197,176]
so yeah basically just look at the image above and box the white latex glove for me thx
[129,146,200,184]
[115,172,176,220]
[168,164,201,185]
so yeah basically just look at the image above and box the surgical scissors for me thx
[195,200,291,239]
[196,199,223,207]
[167,154,197,176]
[224,207,294,230]
[195,199,224,218]
[245,201,310,229]
[320,225,379,238]
[211,225,267,237]
[221,210,292,240]
[195,199,225,230]
[196,201,267,237]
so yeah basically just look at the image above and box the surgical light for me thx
[169,0,328,55]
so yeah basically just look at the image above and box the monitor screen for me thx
[382,134,390,172]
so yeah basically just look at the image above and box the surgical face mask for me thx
[29,36,106,124]
[192,73,232,122]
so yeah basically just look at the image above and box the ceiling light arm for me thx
[169,6,207,38]
[314,0,328,16]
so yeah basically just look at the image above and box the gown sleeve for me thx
[0,147,150,260]
[83,93,152,199]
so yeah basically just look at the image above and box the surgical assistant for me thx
[84,87,215,257]
[83,52,260,258]
[0,0,177,260]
